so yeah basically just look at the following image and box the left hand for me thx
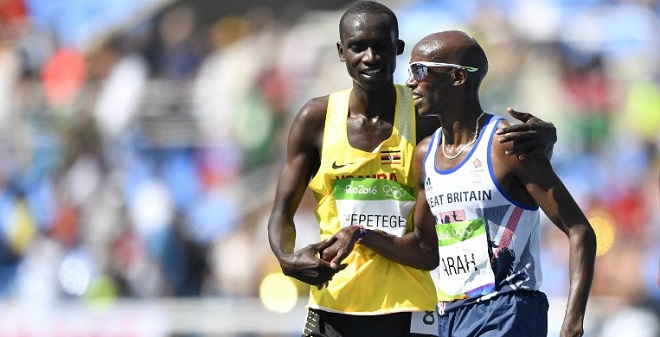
[315,226,362,289]
[496,107,557,160]
[559,321,585,337]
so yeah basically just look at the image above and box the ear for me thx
[337,42,346,62]
[396,39,405,55]
[453,68,467,86]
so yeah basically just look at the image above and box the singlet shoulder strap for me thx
[324,88,351,147]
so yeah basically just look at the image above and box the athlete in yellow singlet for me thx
[308,85,436,315]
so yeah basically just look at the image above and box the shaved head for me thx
[415,30,488,87]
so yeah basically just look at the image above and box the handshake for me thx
[282,226,363,289]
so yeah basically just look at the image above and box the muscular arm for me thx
[267,97,342,286]
[325,137,439,270]
[495,128,596,337]
[524,160,595,337]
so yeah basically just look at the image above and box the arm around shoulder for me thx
[496,108,557,160]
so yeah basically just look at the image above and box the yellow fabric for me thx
[307,85,437,314]
[8,201,36,254]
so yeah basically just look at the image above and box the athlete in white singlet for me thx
[407,30,596,337]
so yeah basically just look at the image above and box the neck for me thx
[349,82,396,118]
[440,110,486,160]
[440,99,483,145]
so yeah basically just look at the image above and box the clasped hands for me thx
[282,226,361,289]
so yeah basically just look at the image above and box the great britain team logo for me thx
[470,158,484,183]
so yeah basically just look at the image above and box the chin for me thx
[356,75,391,90]
[415,104,429,117]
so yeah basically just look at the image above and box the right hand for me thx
[320,226,361,269]
[280,239,346,288]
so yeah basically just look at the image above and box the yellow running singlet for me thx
[307,85,437,315]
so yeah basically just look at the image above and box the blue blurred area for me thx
[25,0,167,48]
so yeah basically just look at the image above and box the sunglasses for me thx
[408,61,478,82]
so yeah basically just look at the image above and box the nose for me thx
[405,74,417,88]
[363,46,378,63]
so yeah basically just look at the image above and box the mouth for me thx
[362,68,384,77]
[411,91,422,104]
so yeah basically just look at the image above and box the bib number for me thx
[333,178,415,237]
[436,218,495,301]
[410,311,438,335]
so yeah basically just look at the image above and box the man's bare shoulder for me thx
[288,96,330,151]
[492,119,515,160]
[415,135,433,156]
[414,135,433,162]
[295,95,330,128]
[493,118,549,171]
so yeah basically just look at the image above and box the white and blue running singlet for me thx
[423,114,543,312]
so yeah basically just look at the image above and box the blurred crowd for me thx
[0,0,658,334]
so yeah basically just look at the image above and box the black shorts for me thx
[303,308,436,337]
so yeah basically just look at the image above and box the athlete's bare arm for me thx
[492,121,596,337]
[267,96,346,286]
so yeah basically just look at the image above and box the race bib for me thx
[436,218,495,301]
[333,178,415,237]
[410,311,438,336]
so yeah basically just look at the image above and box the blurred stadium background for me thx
[0,0,658,335]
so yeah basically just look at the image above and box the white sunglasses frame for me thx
[408,61,478,81]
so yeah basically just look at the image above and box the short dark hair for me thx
[339,1,399,41]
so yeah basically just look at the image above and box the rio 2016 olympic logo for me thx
[382,185,408,199]
[345,185,377,195]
